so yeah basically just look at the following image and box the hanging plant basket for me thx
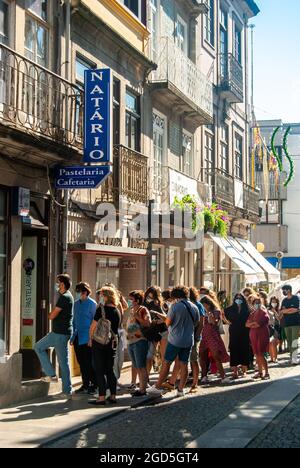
[172,196,229,238]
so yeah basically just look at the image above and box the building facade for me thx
[253,120,300,281]
[0,0,268,406]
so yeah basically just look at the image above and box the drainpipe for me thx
[62,0,71,272]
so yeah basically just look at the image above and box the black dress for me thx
[225,304,251,368]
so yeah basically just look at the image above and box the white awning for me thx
[235,238,281,283]
[210,235,266,284]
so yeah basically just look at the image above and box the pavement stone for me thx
[43,356,298,449]
[248,393,300,448]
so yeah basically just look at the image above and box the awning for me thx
[210,235,266,283]
[237,239,281,283]
[69,243,147,256]
[268,257,300,270]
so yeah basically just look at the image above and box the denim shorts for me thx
[164,342,192,364]
[128,340,148,369]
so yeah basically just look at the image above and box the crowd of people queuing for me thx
[34,275,300,402]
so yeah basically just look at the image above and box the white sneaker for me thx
[292,359,300,366]
[221,377,232,385]
[147,385,163,396]
[41,376,58,383]
[176,389,185,398]
[201,376,209,384]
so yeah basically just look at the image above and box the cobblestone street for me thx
[44,357,297,448]
[248,393,300,448]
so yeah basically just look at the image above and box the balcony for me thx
[210,169,260,218]
[97,145,149,207]
[256,171,287,200]
[212,170,234,206]
[219,53,244,103]
[149,37,213,126]
[0,43,83,157]
[252,224,288,254]
[243,183,260,216]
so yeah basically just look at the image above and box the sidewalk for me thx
[0,366,152,448]
[188,364,300,449]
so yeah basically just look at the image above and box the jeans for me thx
[34,332,72,394]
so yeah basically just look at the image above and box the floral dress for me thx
[200,310,229,363]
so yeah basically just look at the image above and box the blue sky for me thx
[252,0,300,123]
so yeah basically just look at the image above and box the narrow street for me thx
[1,355,299,449]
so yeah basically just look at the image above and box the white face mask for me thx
[56,284,60,292]
[99,297,105,306]
[271,303,278,309]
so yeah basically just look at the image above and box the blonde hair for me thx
[100,287,120,307]
[248,294,260,305]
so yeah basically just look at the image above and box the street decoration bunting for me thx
[282,126,295,187]
[271,125,295,187]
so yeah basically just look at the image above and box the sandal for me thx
[262,374,271,380]
[252,373,263,380]
[189,386,198,394]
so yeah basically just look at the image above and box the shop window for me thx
[96,256,120,290]
[167,247,179,288]
[203,239,214,289]
[151,246,162,286]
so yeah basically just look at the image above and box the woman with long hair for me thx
[200,296,230,384]
[127,290,151,397]
[88,287,121,405]
[144,286,167,376]
[246,295,270,380]
[225,293,251,379]
[268,296,282,363]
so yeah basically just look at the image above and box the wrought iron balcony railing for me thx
[212,169,234,206]
[243,183,260,216]
[97,145,149,206]
[0,43,83,150]
[150,37,213,120]
[219,53,244,103]
[209,169,260,217]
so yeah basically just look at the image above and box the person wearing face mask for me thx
[70,282,97,394]
[225,294,251,379]
[246,295,270,380]
[281,285,300,365]
[144,286,165,377]
[34,274,74,398]
[267,297,281,364]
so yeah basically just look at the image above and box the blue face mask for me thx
[235,299,243,306]
[127,300,133,309]
[254,304,260,311]
[75,293,81,301]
